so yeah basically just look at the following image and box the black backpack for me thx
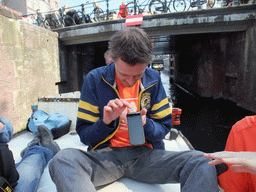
[0,176,13,192]
[0,144,19,189]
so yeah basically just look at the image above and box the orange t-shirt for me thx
[109,74,152,148]
[218,116,256,192]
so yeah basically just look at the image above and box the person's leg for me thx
[124,147,219,192]
[20,125,60,158]
[14,145,53,192]
[49,147,125,192]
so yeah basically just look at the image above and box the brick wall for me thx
[0,6,60,133]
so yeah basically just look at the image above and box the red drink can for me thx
[172,108,182,125]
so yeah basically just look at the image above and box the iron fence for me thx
[19,0,255,30]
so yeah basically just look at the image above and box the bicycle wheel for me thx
[43,14,59,29]
[76,11,92,24]
[125,2,141,16]
[43,18,58,29]
[173,0,186,11]
[189,0,206,8]
[48,19,59,29]
[94,8,105,22]
[183,0,193,10]
[149,0,165,14]
[43,19,51,29]
[63,14,76,26]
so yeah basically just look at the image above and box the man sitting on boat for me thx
[49,27,220,192]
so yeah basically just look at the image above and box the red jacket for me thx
[218,116,256,192]
[118,4,128,18]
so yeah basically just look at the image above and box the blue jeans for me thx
[14,145,53,192]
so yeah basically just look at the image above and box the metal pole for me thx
[134,0,137,15]
[81,4,85,23]
[164,0,167,12]
[106,0,109,20]
[197,0,202,9]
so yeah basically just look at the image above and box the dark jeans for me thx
[49,146,219,192]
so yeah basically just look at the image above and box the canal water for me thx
[160,60,255,153]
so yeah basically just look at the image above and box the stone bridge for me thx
[53,5,256,45]
[53,5,256,113]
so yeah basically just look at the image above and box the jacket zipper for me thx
[91,75,157,151]
[91,75,121,151]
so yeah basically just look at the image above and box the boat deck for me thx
[8,129,192,192]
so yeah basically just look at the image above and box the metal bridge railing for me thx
[19,0,255,30]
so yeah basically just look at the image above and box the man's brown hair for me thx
[109,27,153,65]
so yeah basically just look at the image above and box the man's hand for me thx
[103,99,132,125]
[204,151,256,175]
[121,108,147,127]
[140,108,147,126]
[0,121,4,131]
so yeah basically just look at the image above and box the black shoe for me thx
[38,125,60,156]
[27,134,40,147]
[20,134,40,158]
[215,163,229,176]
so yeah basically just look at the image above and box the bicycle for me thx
[59,7,80,27]
[188,0,209,9]
[75,2,105,24]
[207,0,248,8]
[124,0,164,16]
[163,0,192,12]
[41,8,77,29]
[91,2,105,22]
[43,11,62,29]
[190,0,252,9]
[124,0,189,16]
[155,0,212,12]
[72,4,92,24]
[171,0,188,12]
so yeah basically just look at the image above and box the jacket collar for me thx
[101,62,158,89]
[101,62,116,86]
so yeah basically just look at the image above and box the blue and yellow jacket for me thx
[76,62,172,151]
